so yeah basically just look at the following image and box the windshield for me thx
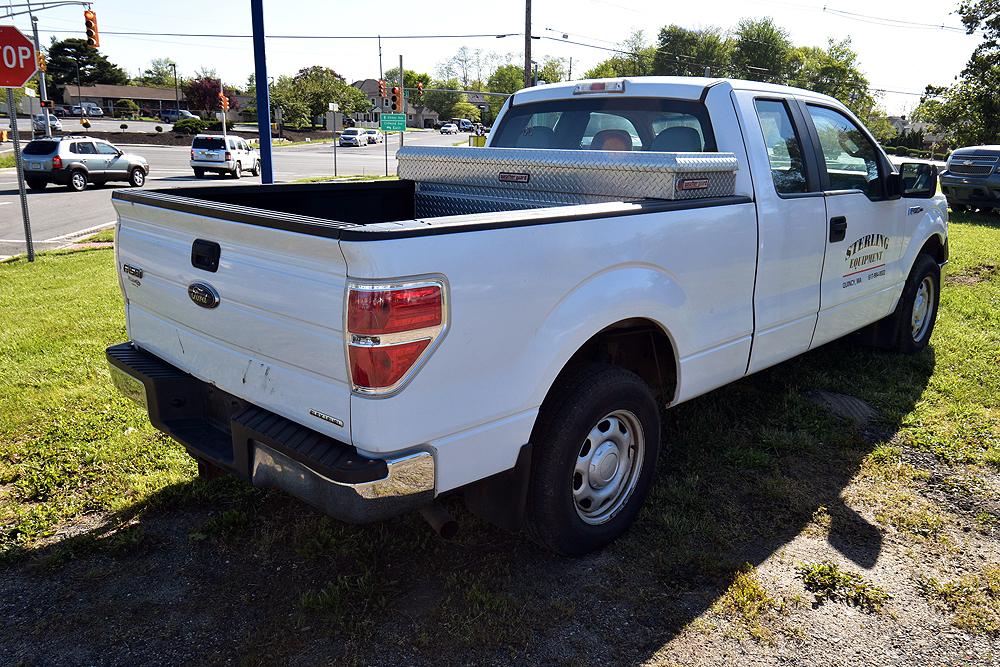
[23,140,58,155]
[490,97,715,152]
[344,129,360,135]
[192,137,226,150]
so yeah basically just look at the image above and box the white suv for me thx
[190,134,260,179]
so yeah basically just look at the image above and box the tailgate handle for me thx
[191,239,221,273]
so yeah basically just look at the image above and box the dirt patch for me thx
[947,263,998,286]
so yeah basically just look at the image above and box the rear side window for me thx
[71,142,97,154]
[754,99,808,194]
[491,97,715,152]
[192,137,225,150]
[23,140,58,155]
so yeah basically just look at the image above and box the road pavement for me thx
[0,131,466,259]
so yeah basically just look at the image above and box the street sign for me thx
[380,113,406,132]
[0,26,38,88]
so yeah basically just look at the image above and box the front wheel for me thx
[891,253,941,354]
[949,203,967,213]
[128,167,145,187]
[525,363,660,555]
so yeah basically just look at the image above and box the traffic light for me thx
[416,81,423,102]
[83,9,100,48]
[39,99,53,108]
[378,79,387,98]
[37,52,47,73]
[218,91,230,111]
[390,86,400,112]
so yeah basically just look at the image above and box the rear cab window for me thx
[490,97,715,152]
[192,137,226,150]
[23,140,58,155]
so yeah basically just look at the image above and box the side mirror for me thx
[900,162,938,199]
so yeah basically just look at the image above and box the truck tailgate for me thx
[113,197,353,441]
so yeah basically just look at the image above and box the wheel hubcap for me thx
[72,174,84,189]
[911,276,934,341]
[573,410,644,525]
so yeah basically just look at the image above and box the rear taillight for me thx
[51,155,62,169]
[225,151,232,161]
[346,279,446,395]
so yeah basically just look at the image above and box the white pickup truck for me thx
[106,77,947,555]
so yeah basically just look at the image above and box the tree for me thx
[383,67,432,92]
[183,77,239,116]
[135,58,176,87]
[270,75,311,127]
[45,38,129,94]
[652,25,731,77]
[537,57,566,84]
[731,17,791,83]
[423,78,463,119]
[583,31,656,78]
[451,100,481,122]
[914,0,1000,146]
[487,64,523,117]
[289,66,368,123]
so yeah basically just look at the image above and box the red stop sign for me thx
[0,26,37,88]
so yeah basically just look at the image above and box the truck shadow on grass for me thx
[1,339,935,666]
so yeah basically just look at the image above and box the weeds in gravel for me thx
[300,570,392,624]
[714,564,784,642]
[796,561,889,612]
[919,565,1000,635]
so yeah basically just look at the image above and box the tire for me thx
[128,167,145,187]
[950,203,967,213]
[890,253,941,354]
[67,170,87,192]
[525,363,660,555]
[193,168,205,179]
[231,162,242,179]
[26,178,46,191]
[251,160,260,176]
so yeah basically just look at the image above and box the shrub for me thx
[119,123,128,131]
[155,125,163,133]
[896,147,910,157]
[173,117,205,135]
[115,98,140,118]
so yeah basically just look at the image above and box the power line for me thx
[822,7,969,33]
[37,29,525,40]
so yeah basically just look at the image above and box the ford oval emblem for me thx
[188,282,220,309]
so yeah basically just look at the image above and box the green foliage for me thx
[115,99,140,118]
[134,58,177,87]
[653,25,731,77]
[919,565,1000,635]
[172,117,205,134]
[423,78,463,119]
[537,57,566,84]
[913,0,1000,145]
[486,64,523,118]
[451,100,481,122]
[45,38,129,91]
[731,17,791,83]
[154,125,163,133]
[797,561,890,611]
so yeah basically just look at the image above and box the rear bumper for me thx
[106,342,435,523]
[190,160,234,171]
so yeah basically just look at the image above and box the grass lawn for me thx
[1,212,998,664]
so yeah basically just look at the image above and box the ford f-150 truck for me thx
[106,77,947,555]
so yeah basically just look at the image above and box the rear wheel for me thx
[26,177,46,191]
[67,170,87,192]
[193,168,205,179]
[525,363,660,555]
[128,167,145,187]
[231,162,242,179]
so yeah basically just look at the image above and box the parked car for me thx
[83,103,104,117]
[190,134,259,178]
[939,146,1000,214]
[339,127,367,146]
[452,119,474,133]
[69,105,84,116]
[439,123,458,135]
[161,109,197,123]
[363,128,384,144]
[52,105,68,118]
[31,113,62,133]
[20,135,149,191]
[106,77,946,556]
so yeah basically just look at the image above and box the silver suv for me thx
[21,136,150,192]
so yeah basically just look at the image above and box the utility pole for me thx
[399,54,404,149]
[568,56,572,81]
[170,62,179,114]
[250,0,274,183]
[524,0,532,88]
[28,13,51,138]
[379,35,387,177]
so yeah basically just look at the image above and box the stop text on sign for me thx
[1,43,31,69]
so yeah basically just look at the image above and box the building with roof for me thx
[62,84,186,117]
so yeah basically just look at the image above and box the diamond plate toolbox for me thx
[397,146,738,218]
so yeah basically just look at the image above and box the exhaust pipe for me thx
[420,502,458,539]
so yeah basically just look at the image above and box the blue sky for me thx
[7,0,978,114]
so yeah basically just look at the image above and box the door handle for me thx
[829,216,848,243]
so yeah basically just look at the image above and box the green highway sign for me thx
[380,113,406,132]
